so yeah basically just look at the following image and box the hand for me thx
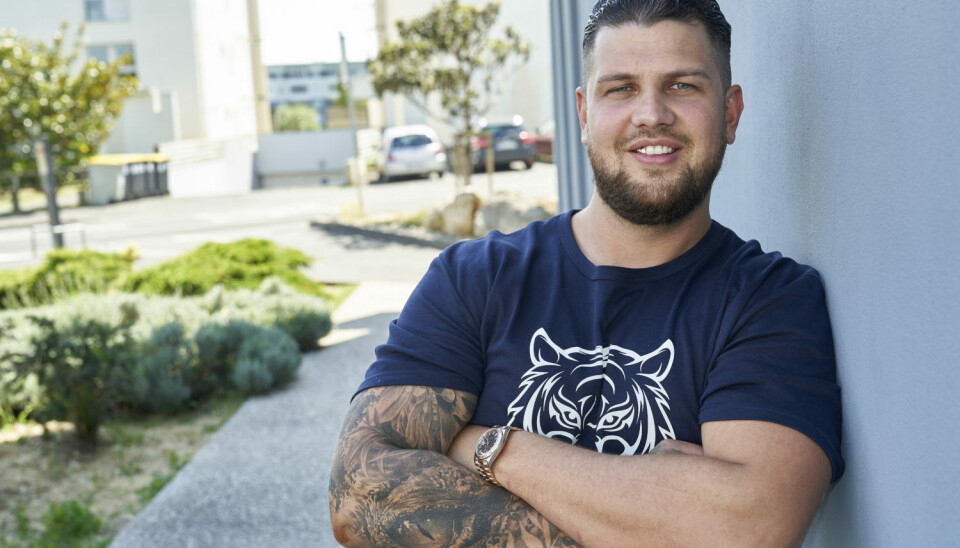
[446,424,488,470]
[650,438,705,456]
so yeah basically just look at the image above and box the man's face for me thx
[577,20,743,226]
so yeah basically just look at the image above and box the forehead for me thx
[587,20,718,85]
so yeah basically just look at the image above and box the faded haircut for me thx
[582,0,732,90]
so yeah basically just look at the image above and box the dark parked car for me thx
[471,119,536,171]
[533,120,554,163]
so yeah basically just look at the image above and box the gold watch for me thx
[474,425,519,486]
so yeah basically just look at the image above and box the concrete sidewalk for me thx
[110,281,417,548]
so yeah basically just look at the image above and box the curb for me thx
[309,220,470,250]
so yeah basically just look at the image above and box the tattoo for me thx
[329,386,580,547]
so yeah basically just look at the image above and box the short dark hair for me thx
[582,0,732,90]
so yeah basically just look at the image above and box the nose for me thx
[630,88,674,128]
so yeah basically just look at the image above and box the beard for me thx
[587,130,726,226]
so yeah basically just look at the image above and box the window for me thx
[291,85,308,93]
[84,0,130,22]
[86,43,137,76]
[392,135,434,148]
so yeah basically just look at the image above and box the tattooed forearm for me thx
[329,386,580,547]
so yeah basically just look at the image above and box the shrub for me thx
[0,248,136,310]
[130,323,194,414]
[231,326,300,394]
[273,309,333,352]
[213,278,333,349]
[0,276,330,432]
[26,315,136,444]
[230,357,273,395]
[0,316,43,427]
[38,500,102,546]
[194,319,261,398]
[117,239,331,298]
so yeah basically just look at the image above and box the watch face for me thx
[477,428,504,459]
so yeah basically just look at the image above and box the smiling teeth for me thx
[638,146,675,155]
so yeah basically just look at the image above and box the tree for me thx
[331,81,367,110]
[368,0,530,187]
[272,103,321,132]
[0,23,139,190]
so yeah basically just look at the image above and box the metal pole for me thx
[34,138,63,248]
[340,32,365,216]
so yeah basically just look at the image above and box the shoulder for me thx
[713,224,826,301]
[437,213,564,283]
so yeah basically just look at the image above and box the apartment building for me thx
[266,61,375,127]
[0,0,268,154]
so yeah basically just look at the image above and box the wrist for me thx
[474,425,520,486]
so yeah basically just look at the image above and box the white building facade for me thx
[266,61,374,127]
[0,0,268,195]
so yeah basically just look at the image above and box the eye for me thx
[671,82,693,92]
[606,84,633,95]
[547,389,581,429]
[597,406,634,432]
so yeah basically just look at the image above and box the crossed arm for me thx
[328,385,579,547]
[329,384,831,547]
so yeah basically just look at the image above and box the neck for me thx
[571,190,713,269]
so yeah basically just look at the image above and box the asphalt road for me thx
[0,162,559,282]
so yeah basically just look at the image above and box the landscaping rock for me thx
[438,192,482,236]
[474,194,552,236]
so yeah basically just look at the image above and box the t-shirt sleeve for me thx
[699,268,845,483]
[355,252,485,397]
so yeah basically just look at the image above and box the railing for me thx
[0,166,88,215]
[29,222,87,257]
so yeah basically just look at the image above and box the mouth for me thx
[628,143,682,166]
[636,145,676,156]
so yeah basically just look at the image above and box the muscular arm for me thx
[328,385,580,547]
[449,420,832,548]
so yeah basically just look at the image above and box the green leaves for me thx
[272,103,321,132]
[0,22,139,181]
[368,1,530,185]
[368,0,530,135]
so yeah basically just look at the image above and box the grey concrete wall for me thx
[553,1,960,546]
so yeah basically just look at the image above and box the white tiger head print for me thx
[506,328,675,455]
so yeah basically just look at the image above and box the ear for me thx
[576,86,589,145]
[724,84,744,145]
[530,328,564,365]
[639,340,674,383]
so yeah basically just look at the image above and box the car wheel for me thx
[524,158,535,170]
[380,173,391,183]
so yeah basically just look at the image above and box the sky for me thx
[257,0,379,66]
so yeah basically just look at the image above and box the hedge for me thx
[0,279,333,444]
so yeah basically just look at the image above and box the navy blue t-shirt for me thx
[357,211,844,482]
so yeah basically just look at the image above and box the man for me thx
[330,0,843,546]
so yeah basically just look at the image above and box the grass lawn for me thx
[0,186,83,216]
[0,393,245,546]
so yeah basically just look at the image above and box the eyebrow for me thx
[595,69,713,85]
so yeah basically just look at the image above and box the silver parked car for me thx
[377,125,447,182]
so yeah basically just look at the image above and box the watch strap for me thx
[474,426,519,487]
